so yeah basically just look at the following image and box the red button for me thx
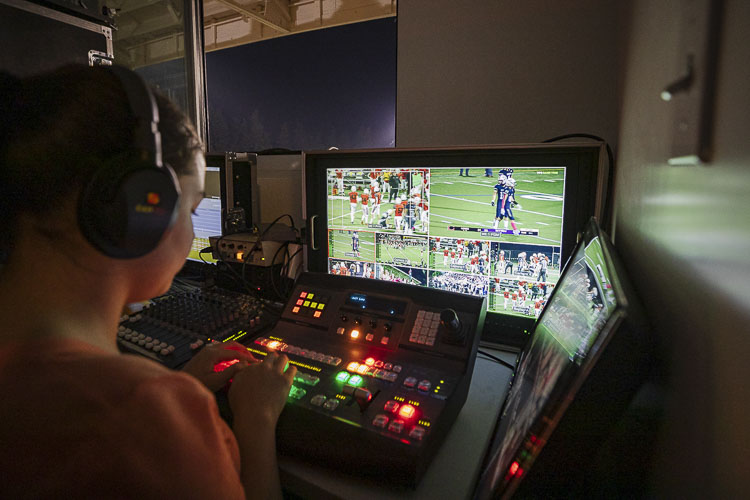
[384,400,399,413]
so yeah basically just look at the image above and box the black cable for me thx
[198,246,213,265]
[269,240,291,300]
[541,133,615,231]
[477,349,516,370]
[242,213,298,277]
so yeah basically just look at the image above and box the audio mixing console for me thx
[117,288,272,369]
[243,272,485,487]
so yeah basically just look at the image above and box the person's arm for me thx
[228,352,296,500]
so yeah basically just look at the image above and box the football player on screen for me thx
[360,189,370,225]
[348,186,358,223]
[393,198,405,233]
[351,231,360,257]
[491,174,520,235]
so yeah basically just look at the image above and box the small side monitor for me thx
[186,154,222,263]
[474,217,656,499]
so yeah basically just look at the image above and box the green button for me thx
[348,375,364,387]
[335,371,351,383]
[288,385,307,400]
[294,372,320,386]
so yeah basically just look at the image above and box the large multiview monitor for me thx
[473,218,653,498]
[304,144,607,347]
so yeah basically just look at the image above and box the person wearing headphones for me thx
[0,65,295,499]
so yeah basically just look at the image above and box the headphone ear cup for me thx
[79,159,180,259]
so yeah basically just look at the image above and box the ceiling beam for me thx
[213,0,290,33]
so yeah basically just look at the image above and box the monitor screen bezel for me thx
[303,143,605,347]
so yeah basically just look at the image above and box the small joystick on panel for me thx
[440,308,465,345]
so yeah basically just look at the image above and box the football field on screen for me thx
[428,168,564,245]
[328,230,376,262]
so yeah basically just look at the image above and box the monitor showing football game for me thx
[304,144,606,346]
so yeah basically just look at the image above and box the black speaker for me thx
[78,65,180,259]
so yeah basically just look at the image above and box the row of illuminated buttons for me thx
[254,337,343,367]
[309,394,342,411]
[289,387,347,411]
[346,361,399,383]
[291,306,323,318]
[372,415,427,440]
[402,376,433,392]
[294,298,326,310]
[117,327,176,356]
[383,400,417,419]
[336,327,390,345]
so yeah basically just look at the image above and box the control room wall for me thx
[613,0,750,496]
[395,0,625,149]
[399,0,750,496]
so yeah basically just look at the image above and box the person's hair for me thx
[0,64,203,254]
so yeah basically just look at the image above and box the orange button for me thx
[313,311,322,318]
[292,306,300,313]
[398,404,416,419]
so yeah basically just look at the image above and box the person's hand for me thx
[228,352,296,430]
[491,201,495,207]
[500,208,505,216]
[181,341,258,392]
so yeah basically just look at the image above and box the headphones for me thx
[78,65,181,259]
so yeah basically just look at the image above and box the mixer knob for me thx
[340,314,348,322]
[383,322,392,332]
[354,317,362,325]
[369,319,377,328]
[440,308,465,345]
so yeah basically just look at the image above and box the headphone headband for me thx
[108,65,163,168]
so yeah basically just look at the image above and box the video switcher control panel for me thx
[244,272,485,487]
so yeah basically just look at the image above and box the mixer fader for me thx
[242,272,485,487]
